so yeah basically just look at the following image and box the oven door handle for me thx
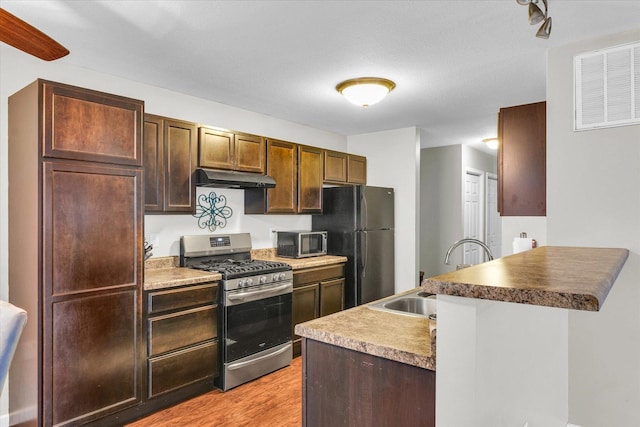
[226,344,292,371]
[226,282,292,304]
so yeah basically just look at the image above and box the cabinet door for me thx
[235,132,266,173]
[347,154,367,184]
[265,139,297,213]
[324,150,348,183]
[42,80,143,166]
[164,119,197,212]
[498,101,546,216]
[298,145,323,213]
[292,283,319,356]
[144,114,164,212]
[320,278,344,317]
[43,161,143,426]
[198,127,235,170]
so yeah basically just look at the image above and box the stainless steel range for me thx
[180,233,293,391]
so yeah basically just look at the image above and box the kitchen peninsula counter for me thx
[423,246,629,311]
[297,290,437,427]
[295,289,436,371]
[144,256,221,290]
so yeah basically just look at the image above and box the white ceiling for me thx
[3,0,640,154]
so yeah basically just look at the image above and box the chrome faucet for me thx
[444,238,494,267]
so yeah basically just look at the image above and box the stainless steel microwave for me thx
[276,231,327,258]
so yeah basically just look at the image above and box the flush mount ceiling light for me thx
[483,138,499,150]
[516,0,552,39]
[336,77,396,108]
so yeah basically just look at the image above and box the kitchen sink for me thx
[368,289,436,318]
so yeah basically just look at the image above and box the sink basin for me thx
[368,289,436,318]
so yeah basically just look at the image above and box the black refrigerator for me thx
[312,185,395,308]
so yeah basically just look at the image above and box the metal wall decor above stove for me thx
[180,233,293,391]
[193,191,233,232]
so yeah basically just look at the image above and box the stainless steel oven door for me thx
[222,281,292,363]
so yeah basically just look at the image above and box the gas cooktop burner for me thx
[190,259,291,278]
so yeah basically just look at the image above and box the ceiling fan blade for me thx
[0,7,69,61]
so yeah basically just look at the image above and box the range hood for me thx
[195,168,276,189]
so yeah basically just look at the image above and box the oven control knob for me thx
[238,279,246,287]
[259,276,267,284]
[279,273,287,280]
[272,273,279,281]
[246,278,254,286]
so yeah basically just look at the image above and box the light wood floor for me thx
[127,357,302,427]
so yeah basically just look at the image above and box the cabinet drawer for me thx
[149,341,218,398]
[148,305,217,356]
[293,264,345,287]
[147,283,218,314]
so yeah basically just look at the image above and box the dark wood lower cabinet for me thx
[302,339,435,427]
[292,264,345,357]
[144,283,219,400]
[50,290,141,426]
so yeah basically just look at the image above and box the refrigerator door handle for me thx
[361,230,368,277]
[362,190,368,229]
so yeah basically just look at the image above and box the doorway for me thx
[463,169,483,264]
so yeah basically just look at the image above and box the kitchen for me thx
[1,2,640,427]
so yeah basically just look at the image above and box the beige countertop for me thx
[251,249,347,270]
[144,256,221,290]
[422,246,629,311]
[295,289,436,371]
[143,251,346,290]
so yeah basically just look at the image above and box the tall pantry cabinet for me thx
[8,80,144,426]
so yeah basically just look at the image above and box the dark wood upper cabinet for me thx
[144,114,197,213]
[235,132,266,173]
[198,126,265,173]
[323,150,367,185]
[323,150,348,183]
[266,139,297,213]
[42,80,143,166]
[198,127,234,170]
[347,154,367,184]
[144,114,164,211]
[498,101,546,216]
[297,144,323,213]
[245,138,297,214]
[164,118,197,212]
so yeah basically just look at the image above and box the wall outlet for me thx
[269,228,277,246]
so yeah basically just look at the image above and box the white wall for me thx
[348,127,420,293]
[420,144,497,277]
[437,295,569,427]
[420,145,462,276]
[546,29,640,426]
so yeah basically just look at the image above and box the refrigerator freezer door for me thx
[358,186,394,231]
[356,229,395,305]
[312,186,357,232]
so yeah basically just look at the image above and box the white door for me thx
[486,173,501,258]
[463,170,483,264]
